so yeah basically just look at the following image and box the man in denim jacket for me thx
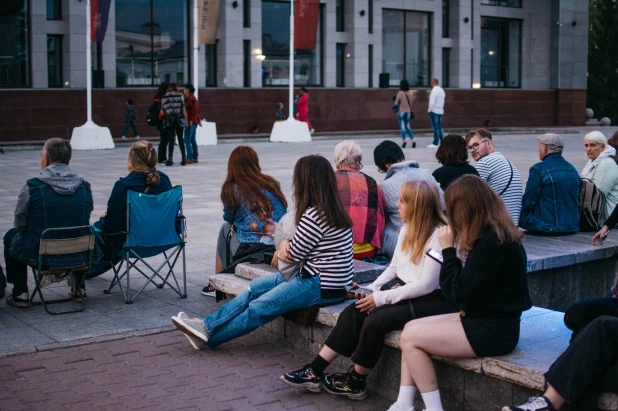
[519,133,580,234]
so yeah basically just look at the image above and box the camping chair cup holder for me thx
[29,225,95,315]
[99,186,187,304]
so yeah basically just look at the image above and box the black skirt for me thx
[461,316,521,357]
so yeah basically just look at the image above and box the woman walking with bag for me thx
[393,80,416,148]
[160,83,188,166]
[280,180,456,400]
[173,155,354,349]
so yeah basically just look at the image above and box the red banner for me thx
[294,0,320,51]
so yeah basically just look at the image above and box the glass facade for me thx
[481,17,521,88]
[382,10,430,87]
[481,0,522,7]
[205,43,217,87]
[0,0,30,87]
[115,0,189,86]
[261,0,323,87]
[47,0,62,20]
[47,35,63,88]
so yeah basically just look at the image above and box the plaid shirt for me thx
[335,168,386,250]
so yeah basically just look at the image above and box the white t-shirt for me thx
[476,152,523,223]
[428,86,445,115]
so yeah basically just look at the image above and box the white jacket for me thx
[581,155,618,220]
[368,226,442,307]
[428,86,445,115]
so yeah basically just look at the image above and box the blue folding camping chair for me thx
[101,186,187,304]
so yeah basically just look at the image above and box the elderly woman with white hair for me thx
[333,140,386,259]
[581,130,618,220]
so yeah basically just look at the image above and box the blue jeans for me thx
[429,112,444,145]
[204,272,343,347]
[397,112,414,140]
[123,121,139,137]
[184,124,198,160]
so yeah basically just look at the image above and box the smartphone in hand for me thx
[345,284,373,298]
[426,248,444,264]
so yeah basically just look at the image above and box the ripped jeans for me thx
[204,272,342,347]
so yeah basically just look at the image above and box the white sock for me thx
[396,386,418,410]
[421,389,444,411]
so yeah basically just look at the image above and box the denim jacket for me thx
[519,153,580,233]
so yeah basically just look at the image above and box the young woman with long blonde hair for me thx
[280,180,458,400]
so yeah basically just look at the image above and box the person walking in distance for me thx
[183,84,200,164]
[121,99,140,140]
[393,80,416,148]
[427,79,445,148]
[296,87,314,134]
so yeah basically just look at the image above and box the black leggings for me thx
[159,126,186,163]
[565,297,618,341]
[324,290,457,369]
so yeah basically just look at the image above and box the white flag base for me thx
[196,120,217,146]
[70,121,115,150]
[269,118,312,143]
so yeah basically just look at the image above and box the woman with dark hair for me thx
[432,134,479,191]
[153,82,169,163]
[90,141,173,279]
[173,155,354,349]
[393,79,416,148]
[281,180,457,400]
[390,175,531,411]
[160,83,188,166]
[182,83,200,164]
[201,146,287,297]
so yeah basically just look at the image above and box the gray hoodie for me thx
[14,163,85,230]
[379,161,444,258]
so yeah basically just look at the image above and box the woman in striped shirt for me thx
[171,155,354,349]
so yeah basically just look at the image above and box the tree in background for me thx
[588,0,618,124]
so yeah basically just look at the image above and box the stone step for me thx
[209,273,618,410]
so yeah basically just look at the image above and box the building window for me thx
[481,0,522,7]
[205,42,217,87]
[336,0,344,32]
[336,43,346,87]
[47,35,63,88]
[368,44,373,88]
[0,0,30,87]
[368,0,373,34]
[442,48,450,88]
[442,0,449,38]
[261,1,323,87]
[47,0,61,20]
[481,17,521,88]
[382,10,430,87]
[115,0,190,86]
[243,40,251,87]
[243,0,251,28]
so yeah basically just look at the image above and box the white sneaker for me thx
[427,144,439,148]
[387,403,414,411]
[121,136,127,140]
[175,312,206,350]
[310,128,315,134]
[135,135,141,139]
[172,313,209,349]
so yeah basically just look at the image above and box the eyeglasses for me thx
[378,168,386,174]
[466,139,488,152]
[356,160,363,171]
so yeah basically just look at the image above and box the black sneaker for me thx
[401,141,407,148]
[280,365,322,393]
[502,396,557,411]
[165,161,173,166]
[202,284,216,297]
[412,141,416,148]
[321,369,367,400]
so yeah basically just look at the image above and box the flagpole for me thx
[193,0,199,100]
[288,0,294,120]
[86,0,93,125]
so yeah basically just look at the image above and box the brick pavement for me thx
[0,327,392,411]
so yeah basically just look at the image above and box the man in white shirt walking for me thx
[427,78,446,148]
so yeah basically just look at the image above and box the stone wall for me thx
[0,88,586,143]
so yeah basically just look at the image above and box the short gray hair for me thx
[334,140,362,169]
[584,130,607,147]
[43,138,72,165]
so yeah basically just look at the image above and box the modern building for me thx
[0,0,589,142]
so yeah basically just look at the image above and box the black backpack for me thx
[146,101,162,128]
[579,178,606,232]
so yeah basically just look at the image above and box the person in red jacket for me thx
[183,84,201,164]
[295,87,315,134]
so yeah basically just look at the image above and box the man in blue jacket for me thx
[3,138,93,307]
[519,133,580,234]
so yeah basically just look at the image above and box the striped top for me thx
[476,152,523,223]
[288,207,354,296]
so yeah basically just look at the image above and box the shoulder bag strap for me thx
[404,92,412,111]
[499,160,514,196]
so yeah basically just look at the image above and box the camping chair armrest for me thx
[94,229,131,236]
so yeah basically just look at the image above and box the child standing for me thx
[122,99,140,140]
[275,102,285,121]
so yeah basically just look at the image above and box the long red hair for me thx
[221,146,287,215]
